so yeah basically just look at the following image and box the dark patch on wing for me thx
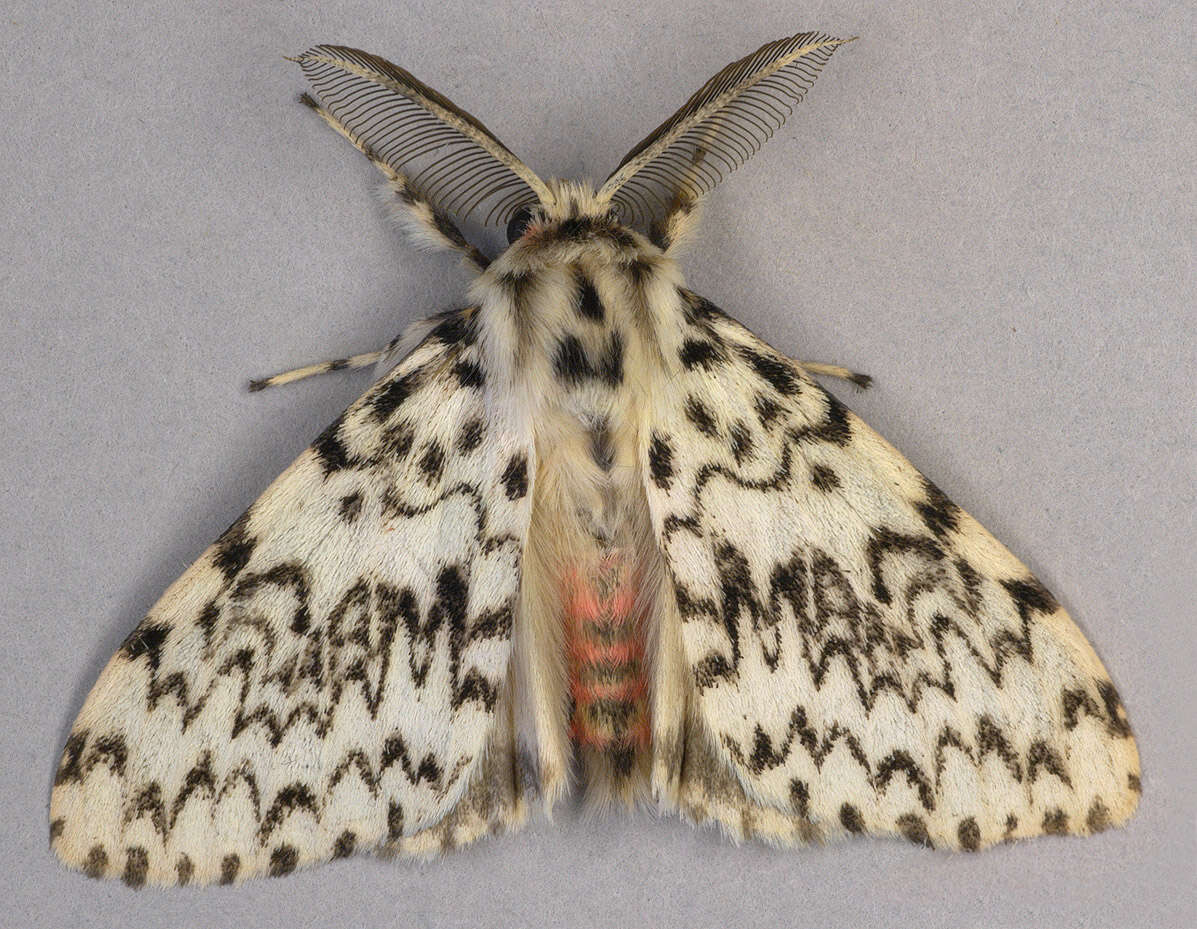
[754,393,783,429]
[684,395,719,437]
[896,813,934,848]
[333,831,357,858]
[810,464,840,492]
[737,345,802,396]
[649,433,674,489]
[457,417,484,454]
[379,421,415,461]
[312,416,355,474]
[120,622,171,671]
[418,441,445,484]
[213,513,256,581]
[122,846,149,888]
[339,492,363,522]
[501,454,528,500]
[428,309,477,347]
[957,817,981,851]
[453,359,485,389]
[917,477,961,537]
[679,338,726,370]
[269,844,298,877]
[371,371,423,422]
[219,854,240,885]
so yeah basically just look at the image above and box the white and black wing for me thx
[51,310,536,885]
[643,292,1140,850]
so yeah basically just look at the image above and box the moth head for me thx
[504,180,620,245]
[295,32,852,236]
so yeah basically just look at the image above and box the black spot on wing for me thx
[810,464,840,492]
[122,847,149,888]
[754,393,783,429]
[387,800,404,841]
[649,432,674,489]
[789,779,810,818]
[737,345,801,396]
[839,804,864,834]
[339,492,363,522]
[917,477,961,537]
[1096,679,1133,738]
[957,817,981,851]
[453,359,485,389]
[501,454,528,500]
[120,622,171,670]
[679,338,726,370]
[84,845,108,879]
[269,844,299,877]
[428,309,477,347]
[312,417,354,474]
[1086,800,1111,833]
[457,417,484,454]
[897,814,934,848]
[213,513,256,580]
[219,854,240,885]
[333,831,357,858]
[684,395,719,437]
[418,441,445,484]
[1001,576,1061,620]
[371,371,422,422]
[678,288,724,323]
[380,421,415,461]
[792,389,853,446]
[1042,809,1069,835]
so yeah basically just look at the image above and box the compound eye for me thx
[506,206,535,244]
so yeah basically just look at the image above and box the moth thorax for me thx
[563,547,650,788]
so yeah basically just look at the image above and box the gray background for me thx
[2,1,1192,926]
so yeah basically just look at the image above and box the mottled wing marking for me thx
[645,291,1140,850]
[51,311,535,885]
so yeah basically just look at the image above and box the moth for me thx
[51,32,1141,887]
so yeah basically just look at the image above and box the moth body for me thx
[483,189,679,803]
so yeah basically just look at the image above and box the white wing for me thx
[643,292,1140,850]
[51,309,535,885]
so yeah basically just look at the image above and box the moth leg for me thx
[248,337,399,391]
[794,360,872,389]
[298,93,491,273]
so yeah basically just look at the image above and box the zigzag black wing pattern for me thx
[51,310,535,885]
[643,292,1140,850]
